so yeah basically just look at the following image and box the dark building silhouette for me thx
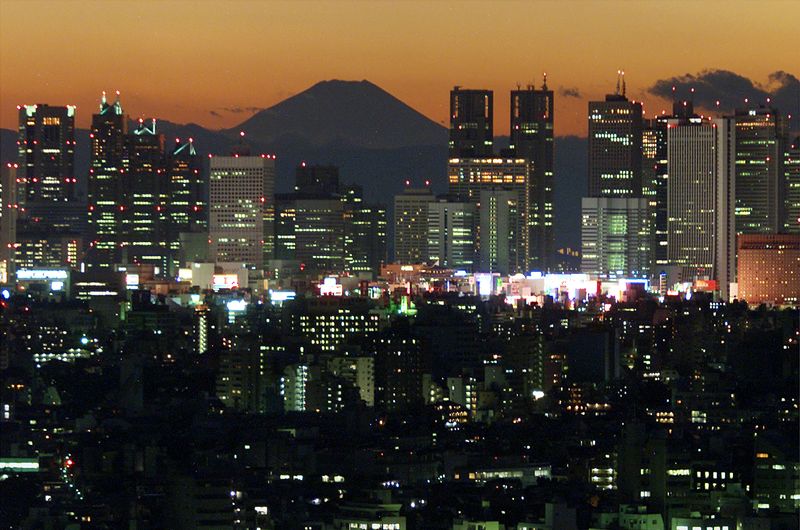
[295,163,339,195]
[587,76,643,198]
[510,79,555,271]
[449,87,493,157]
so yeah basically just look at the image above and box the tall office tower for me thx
[733,106,786,234]
[587,78,643,198]
[167,138,207,269]
[449,87,493,157]
[342,185,387,277]
[580,197,651,278]
[16,104,77,204]
[642,116,669,268]
[15,104,84,269]
[478,188,519,275]
[448,158,531,273]
[510,79,554,271]
[393,187,435,264]
[785,136,800,233]
[209,155,275,268]
[667,116,736,299]
[88,91,127,269]
[120,119,167,270]
[296,164,339,195]
[0,163,18,280]
[426,198,477,271]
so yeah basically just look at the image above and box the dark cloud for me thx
[559,86,581,98]
[648,69,799,115]
[209,110,222,117]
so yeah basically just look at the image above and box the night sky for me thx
[1,0,798,136]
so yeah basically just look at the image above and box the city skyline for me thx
[1,1,799,136]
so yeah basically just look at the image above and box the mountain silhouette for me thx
[227,80,447,149]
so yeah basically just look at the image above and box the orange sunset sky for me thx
[1,0,798,137]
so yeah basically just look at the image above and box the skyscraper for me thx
[642,116,669,268]
[580,197,651,278]
[120,118,167,270]
[167,138,207,269]
[16,104,83,269]
[667,116,735,299]
[478,188,518,275]
[341,185,386,278]
[449,158,531,273]
[784,136,800,233]
[209,154,275,268]
[16,104,77,204]
[510,79,554,271]
[583,75,646,279]
[733,106,786,234]
[449,87,493,158]
[393,187,435,264]
[88,91,127,269]
[0,163,18,279]
[426,198,477,271]
[587,78,643,198]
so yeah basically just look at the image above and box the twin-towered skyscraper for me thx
[409,80,555,274]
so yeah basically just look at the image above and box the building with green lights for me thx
[581,197,651,278]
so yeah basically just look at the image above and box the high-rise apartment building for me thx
[393,187,435,264]
[580,197,651,278]
[426,199,477,271]
[587,86,643,198]
[88,92,127,269]
[667,116,736,299]
[733,106,786,234]
[478,188,519,275]
[737,234,800,306]
[510,81,554,271]
[449,87,493,158]
[449,158,531,273]
[209,155,275,267]
[785,136,800,233]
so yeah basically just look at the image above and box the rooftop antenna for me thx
[615,70,622,96]
[621,70,626,98]
[542,72,548,91]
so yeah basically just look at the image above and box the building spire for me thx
[615,70,622,96]
[621,70,626,98]
[542,72,548,91]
